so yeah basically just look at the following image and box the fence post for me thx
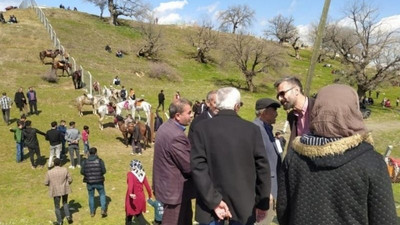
[71,57,76,72]
[88,72,93,95]
[80,65,84,83]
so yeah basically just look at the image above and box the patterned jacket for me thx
[44,166,72,198]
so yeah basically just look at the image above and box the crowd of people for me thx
[4,75,398,225]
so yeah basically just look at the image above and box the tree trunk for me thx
[357,84,368,98]
[245,73,255,92]
[108,0,118,25]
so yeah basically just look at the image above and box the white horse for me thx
[116,99,152,125]
[76,93,109,117]
[97,104,117,130]
[103,85,121,102]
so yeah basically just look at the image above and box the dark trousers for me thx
[68,144,80,167]
[54,195,71,224]
[162,199,192,225]
[2,108,10,124]
[28,146,41,167]
[126,213,146,225]
[29,100,38,114]
[157,102,164,111]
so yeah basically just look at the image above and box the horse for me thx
[93,81,101,94]
[53,60,72,76]
[103,85,120,102]
[72,70,82,89]
[39,49,61,64]
[115,99,152,125]
[115,116,151,149]
[76,93,109,117]
[97,103,117,130]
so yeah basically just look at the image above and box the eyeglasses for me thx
[276,87,295,99]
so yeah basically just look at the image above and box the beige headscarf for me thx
[310,84,367,138]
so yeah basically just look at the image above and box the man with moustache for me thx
[153,98,195,225]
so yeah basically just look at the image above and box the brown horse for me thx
[72,70,82,89]
[39,49,61,64]
[116,116,151,149]
[53,60,72,76]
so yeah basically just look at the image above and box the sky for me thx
[3,0,400,40]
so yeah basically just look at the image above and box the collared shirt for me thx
[294,97,310,136]
[263,122,275,142]
[0,96,12,109]
[173,120,186,131]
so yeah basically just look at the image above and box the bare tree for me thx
[136,20,163,60]
[265,14,298,44]
[225,33,284,92]
[329,2,400,97]
[108,0,150,25]
[309,22,338,62]
[217,4,255,34]
[85,0,107,18]
[188,21,219,63]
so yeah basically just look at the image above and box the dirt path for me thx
[365,120,400,133]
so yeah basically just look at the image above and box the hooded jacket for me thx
[277,84,397,225]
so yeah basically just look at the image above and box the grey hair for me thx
[169,98,192,118]
[216,87,241,110]
[206,90,217,103]
[255,109,265,117]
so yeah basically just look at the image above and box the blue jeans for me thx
[200,221,243,225]
[86,183,106,214]
[16,142,24,162]
[83,141,90,156]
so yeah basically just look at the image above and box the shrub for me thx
[42,68,58,83]
[148,62,182,82]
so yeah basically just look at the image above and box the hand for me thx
[255,208,267,222]
[130,194,136,199]
[214,200,232,220]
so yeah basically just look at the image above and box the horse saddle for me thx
[124,101,131,110]
[135,99,144,107]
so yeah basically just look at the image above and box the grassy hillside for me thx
[0,8,399,224]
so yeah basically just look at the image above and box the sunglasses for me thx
[276,87,295,99]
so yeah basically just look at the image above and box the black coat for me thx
[191,110,271,225]
[188,109,213,145]
[14,91,26,109]
[22,127,45,148]
[277,135,397,225]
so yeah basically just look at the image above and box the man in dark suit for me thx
[188,90,217,145]
[153,98,194,225]
[253,98,282,225]
[191,87,271,225]
[274,76,315,150]
[157,90,165,111]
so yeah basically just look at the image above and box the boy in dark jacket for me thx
[22,120,45,169]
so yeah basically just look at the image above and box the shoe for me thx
[31,165,36,169]
[90,213,95,217]
[76,165,81,168]
[138,153,142,155]
[66,216,73,224]
[101,210,107,218]
[68,165,75,169]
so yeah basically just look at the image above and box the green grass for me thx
[0,8,399,224]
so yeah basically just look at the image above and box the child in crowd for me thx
[82,125,90,157]
[125,159,152,225]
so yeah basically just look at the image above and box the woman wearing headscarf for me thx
[125,160,152,225]
[277,84,397,225]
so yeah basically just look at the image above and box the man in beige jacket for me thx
[45,158,73,225]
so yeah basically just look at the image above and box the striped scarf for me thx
[300,134,341,146]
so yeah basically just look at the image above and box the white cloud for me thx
[376,15,400,33]
[158,13,182,24]
[297,24,312,45]
[154,0,188,14]
[197,2,219,14]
